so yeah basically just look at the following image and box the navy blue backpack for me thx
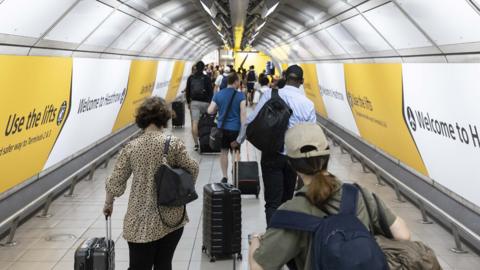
[269,184,388,270]
[220,75,228,90]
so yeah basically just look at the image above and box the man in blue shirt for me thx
[234,65,316,224]
[208,73,247,183]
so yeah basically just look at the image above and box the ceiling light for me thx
[256,21,266,31]
[264,2,279,18]
[217,31,225,38]
[211,19,220,30]
[200,0,213,17]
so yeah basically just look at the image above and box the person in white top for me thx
[214,66,231,92]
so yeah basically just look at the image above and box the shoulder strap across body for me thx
[219,90,237,129]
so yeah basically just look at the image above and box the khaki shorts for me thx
[190,101,209,121]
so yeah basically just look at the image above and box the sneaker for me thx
[194,145,199,151]
[221,177,228,183]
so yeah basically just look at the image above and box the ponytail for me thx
[306,172,338,206]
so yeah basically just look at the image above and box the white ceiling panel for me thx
[129,27,161,52]
[82,10,135,47]
[110,20,150,50]
[341,15,391,52]
[299,35,331,57]
[44,0,112,43]
[326,23,365,54]
[397,0,480,45]
[364,3,432,50]
[0,0,76,38]
[315,30,346,56]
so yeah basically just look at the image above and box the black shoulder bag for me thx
[209,90,237,151]
[155,136,198,227]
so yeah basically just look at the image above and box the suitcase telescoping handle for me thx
[105,215,112,248]
[233,150,241,188]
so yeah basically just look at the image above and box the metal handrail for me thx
[318,121,480,248]
[0,129,141,242]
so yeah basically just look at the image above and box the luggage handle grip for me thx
[105,215,112,248]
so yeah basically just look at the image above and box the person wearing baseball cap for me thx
[234,65,317,227]
[248,123,411,270]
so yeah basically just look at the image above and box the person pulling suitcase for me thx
[233,142,260,198]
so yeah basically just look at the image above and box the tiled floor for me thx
[1,114,479,269]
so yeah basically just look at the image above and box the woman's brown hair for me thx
[135,97,171,129]
[306,172,339,206]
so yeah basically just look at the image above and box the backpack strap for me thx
[271,88,280,99]
[220,90,237,129]
[354,183,375,234]
[269,210,323,232]
[339,183,358,215]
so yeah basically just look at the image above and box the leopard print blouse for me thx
[106,129,199,243]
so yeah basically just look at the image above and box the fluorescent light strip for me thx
[200,1,213,17]
[211,19,220,30]
[217,31,224,38]
[265,2,279,18]
[257,21,266,31]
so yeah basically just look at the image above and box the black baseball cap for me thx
[286,65,303,80]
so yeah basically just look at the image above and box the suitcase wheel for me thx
[210,256,216,263]
[237,253,243,260]
[202,245,206,253]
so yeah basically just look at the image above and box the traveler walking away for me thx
[248,123,412,270]
[253,75,269,105]
[186,61,214,151]
[235,65,316,225]
[104,97,199,270]
[207,73,246,183]
[215,66,232,92]
[247,65,257,106]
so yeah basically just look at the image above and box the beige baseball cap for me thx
[285,123,330,159]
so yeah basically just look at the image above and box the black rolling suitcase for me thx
[202,183,242,262]
[233,146,260,198]
[198,114,220,154]
[74,217,115,270]
[172,101,185,127]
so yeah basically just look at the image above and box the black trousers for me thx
[261,152,297,226]
[128,227,184,270]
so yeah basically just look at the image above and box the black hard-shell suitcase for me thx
[172,101,185,127]
[233,150,260,198]
[74,217,115,270]
[198,114,220,154]
[202,183,242,262]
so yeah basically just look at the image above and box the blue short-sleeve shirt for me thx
[212,88,246,131]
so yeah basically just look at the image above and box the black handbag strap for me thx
[159,135,186,228]
[220,90,237,129]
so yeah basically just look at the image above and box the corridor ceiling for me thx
[1,0,480,62]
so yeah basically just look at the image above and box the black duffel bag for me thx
[246,88,292,153]
[155,136,198,227]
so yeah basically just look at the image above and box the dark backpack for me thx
[190,75,206,100]
[270,184,388,270]
[220,75,228,90]
[246,89,292,153]
[247,70,256,82]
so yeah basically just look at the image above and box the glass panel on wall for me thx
[0,0,76,38]
[341,15,391,52]
[44,0,112,43]
[364,3,432,50]
[397,0,480,45]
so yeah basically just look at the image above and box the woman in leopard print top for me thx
[104,97,199,270]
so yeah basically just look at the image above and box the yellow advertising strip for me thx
[344,63,428,175]
[113,60,159,132]
[165,60,186,103]
[0,56,72,193]
[300,63,328,117]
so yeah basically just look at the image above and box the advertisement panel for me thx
[152,60,174,99]
[112,60,158,132]
[0,56,72,193]
[44,58,131,169]
[165,60,186,102]
[316,63,359,135]
[300,63,328,117]
[344,64,428,175]
[403,64,480,205]
[177,61,193,98]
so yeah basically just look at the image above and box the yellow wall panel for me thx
[344,63,428,175]
[113,60,158,132]
[165,60,186,102]
[0,56,72,193]
[301,63,328,117]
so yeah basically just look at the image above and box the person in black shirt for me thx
[185,61,214,151]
